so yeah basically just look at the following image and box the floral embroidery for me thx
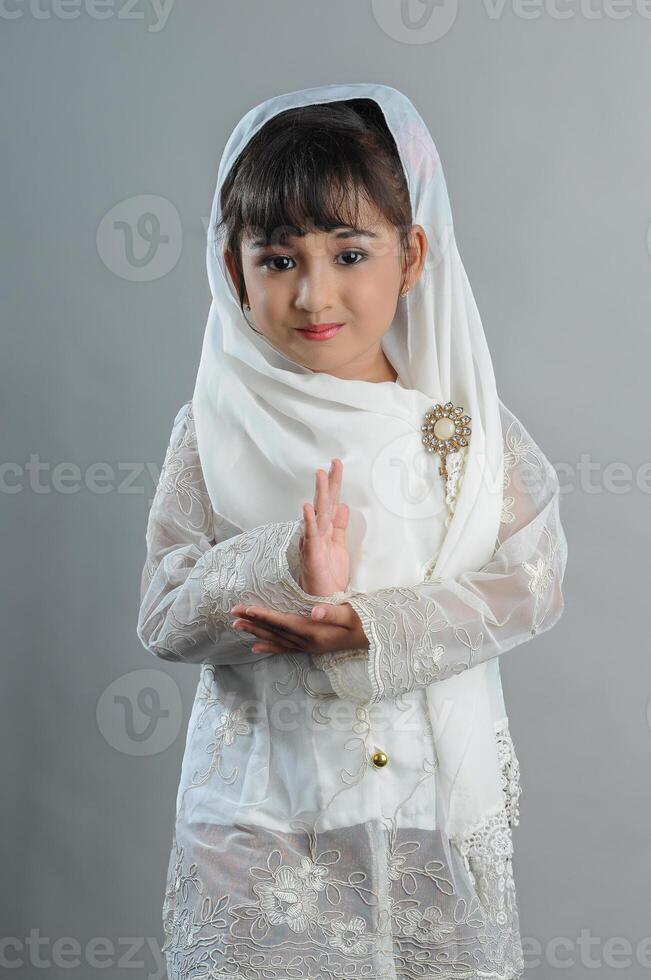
[502,412,544,472]
[329,916,370,955]
[138,403,345,664]
[253,859,322,933]
[154,403,210,535]
[160,812,525,980]
[401,903,458,944]
[523,554,554,600]
[218,707,251,746]
[157,695,524,979]
[196,539,251,632]
[412,641,446,686]
[189,704,251,788]
[137,399,564,980]
[500,491,516,526]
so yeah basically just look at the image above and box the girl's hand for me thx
[299,458,350,596]
[228,601,369,656]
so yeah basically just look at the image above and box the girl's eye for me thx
[260,250,367,272]
[261,255,295,272]
[337,249,367,266]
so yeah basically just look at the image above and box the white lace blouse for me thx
[136,398,568,980]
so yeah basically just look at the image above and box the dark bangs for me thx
[216,98,413,310]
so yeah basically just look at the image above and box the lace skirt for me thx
[159,741,524,979]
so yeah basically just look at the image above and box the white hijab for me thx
[193,82,507,841]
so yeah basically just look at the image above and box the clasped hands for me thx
[229,458,369,656]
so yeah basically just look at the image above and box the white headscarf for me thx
[193,82,507,840]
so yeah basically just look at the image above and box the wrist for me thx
[298,575,350,598]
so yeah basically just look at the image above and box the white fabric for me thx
[136,396,566,978]
[193,81,507,843]
[136,83,569,979]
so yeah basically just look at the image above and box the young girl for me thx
[137,83,567,980]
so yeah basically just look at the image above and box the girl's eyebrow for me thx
[248,226,381,250]
[332,227,380,240]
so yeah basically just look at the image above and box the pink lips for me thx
[295,322,344,341]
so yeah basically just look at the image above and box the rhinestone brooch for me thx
[421,401,472,480]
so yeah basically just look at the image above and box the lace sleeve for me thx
[136,401,347,665]
[311,401,569,703]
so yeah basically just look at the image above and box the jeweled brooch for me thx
[421,401,472,480]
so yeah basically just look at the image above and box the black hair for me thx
[215,98,413,329]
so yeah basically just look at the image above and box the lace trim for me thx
[160,809,524,980]
[451,808,520,958]
[444,447,466,528]
[494,720,522,829]
[158,720,524,979]
[196,519,351,626]
[139,400,353,663]
[421,447,467,582]
[313,648,371,702]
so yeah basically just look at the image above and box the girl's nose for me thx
[295,266,338,311]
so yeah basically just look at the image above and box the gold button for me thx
[371,750,389,768]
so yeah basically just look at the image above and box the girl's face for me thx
[224,197,427,383]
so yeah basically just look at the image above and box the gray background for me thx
[2,2,649,978]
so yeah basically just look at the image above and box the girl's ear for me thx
[402,224,428,292]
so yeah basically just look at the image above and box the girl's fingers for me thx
[312,469,321,527]
[331,502,349,547]
[324,461,335,525]
[314,467,330,535]
[232,614,305,644]
[230,605,314,639]
[232,618,304,649]
[329,458,342,516]
[302,501,318,539]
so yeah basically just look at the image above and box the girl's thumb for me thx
[312,605,328,621]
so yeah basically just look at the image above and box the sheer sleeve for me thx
[136,401,347,666]
[310,401,569,704]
